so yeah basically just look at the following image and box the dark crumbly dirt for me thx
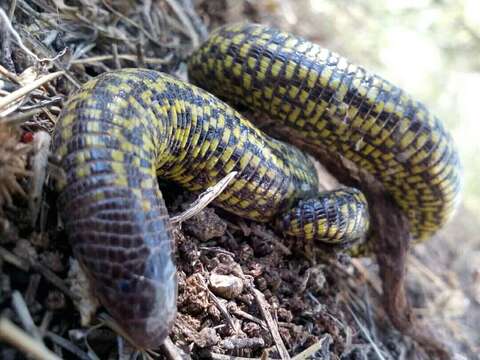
[0,1,478,359]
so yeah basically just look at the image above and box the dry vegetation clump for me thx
[0,124,31,207]
[0,1,477,359]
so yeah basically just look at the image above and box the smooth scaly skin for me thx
[53,69,367,347]
[53,24,461,348]
[188,23,462,241]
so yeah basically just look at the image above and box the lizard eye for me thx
[118,280,131,293]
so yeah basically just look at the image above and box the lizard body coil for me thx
[53,24,461,348]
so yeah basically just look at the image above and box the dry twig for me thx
[0,71,64,112]
[250,287,290,360]
[171,171,237,224]
[0,317,61,360]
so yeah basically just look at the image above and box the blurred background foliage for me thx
[223,0,480,213]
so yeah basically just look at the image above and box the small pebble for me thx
[278,307,293,322]
[184,208,227,241]
[13,239,37,261]
[46,290,66,310]
[209,273,243,299]
[40,251,64,273]
[195,327,219,348]
[0,218,18,244]
[243,322,261,338]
